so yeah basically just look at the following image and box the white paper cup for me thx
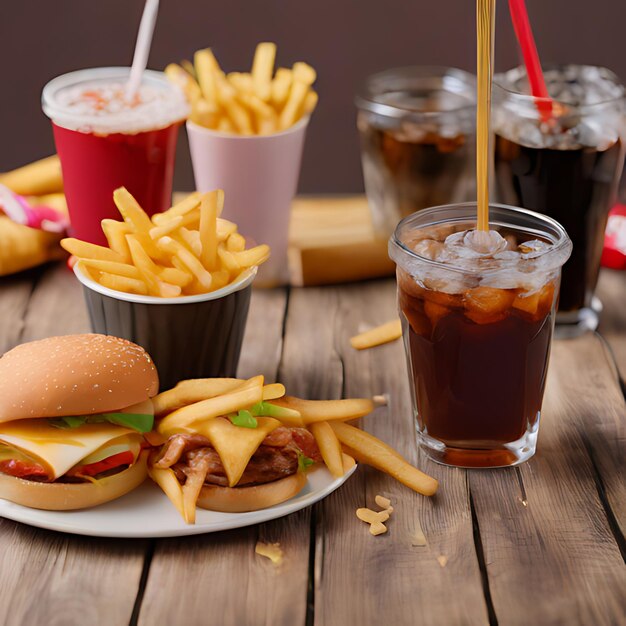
[186,118,309,286]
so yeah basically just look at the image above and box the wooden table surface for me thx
[0,262,624,626]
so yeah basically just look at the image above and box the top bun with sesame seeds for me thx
[0,334,159,423]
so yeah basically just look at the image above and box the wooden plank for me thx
[0,263,148,626]
[470,333,626,626]
[20,262,90,341]
[597,268,626,380]
[237,288,288,381]
[139,288,311,626]
[0,522,146,626]
[551,334,626,541]
[0,268,39,352]
[310,280,489,626]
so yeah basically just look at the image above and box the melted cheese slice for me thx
[195,417,280,487]
[0,420,136,480]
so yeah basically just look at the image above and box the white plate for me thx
[0,464,357,538]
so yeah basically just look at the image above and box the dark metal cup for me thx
[75,264,255,391]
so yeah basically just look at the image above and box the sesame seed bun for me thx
[0,334,159,422]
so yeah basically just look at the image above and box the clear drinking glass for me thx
[356,66,476,236]
[493,65,626,336]
[389,203,572,468]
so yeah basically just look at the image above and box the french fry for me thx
[194,48,221,104]
[226,232,246,253]
[132,230,168,262]
[342,453,356,473]
[113,187,153,233]
[75,260,98,283]
[157,376,264,435]
[210,269,230,291]
[227,72,254,94]
[190,98,220,129]
[272,396,375,423]
[271,68,292,108]
[149,215,184,240]
[217,245,241,276]
[101,219,132,262]
[330,422,438,496]
[200,191,218,269]
[99,272,148,295]
[262,383,286,400]
[237,92,277,134]
[279,80,309,130]
[152,377,244,416]
[215,73,253,134]
[159,266,192,287]
[350,319,402,350]
[310,421,344,479]
[61,238,125,263]
[179,227,202,257]
[155,191,202,222]
[157,236,213,289]
[216,116,235,133]
[251,42,276,101]
[148,463,186,520]
[302,90,319,116]
[127,234,181,298]
[180,58,197,79]
[232,244,271,268]
[257,117,278,136]
[79,258,141,279]
[165,63,202,103]
[217,218,237,240]
[292,62,317,86]
[250,400,304,427]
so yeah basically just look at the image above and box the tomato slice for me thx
[0,459,49,479]
[69,451,135,477]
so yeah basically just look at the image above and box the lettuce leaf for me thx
[49,412,154,433]
[229,410,258,429]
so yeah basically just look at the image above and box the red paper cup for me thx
[42,67,189,245]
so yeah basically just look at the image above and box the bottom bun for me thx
[197,471,307,513]
[0,451,148,511]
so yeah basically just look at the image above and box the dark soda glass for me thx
[390,204,572,468]
[493,65,625,333]
[356,67,476,235]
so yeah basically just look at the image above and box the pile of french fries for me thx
[149,376,438,523]
[166,42,318,135]
[61,188,269,297]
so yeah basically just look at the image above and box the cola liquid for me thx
[359,126,473,221]
[494,137,623,312]
[398,267,556,467]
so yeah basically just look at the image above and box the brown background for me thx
[1,0,624,193]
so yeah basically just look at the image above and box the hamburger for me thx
[0,334,159,510]
[150,412,321,521]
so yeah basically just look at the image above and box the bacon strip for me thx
[153,434,211,469]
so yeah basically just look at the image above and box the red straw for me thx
[508,0,553,121]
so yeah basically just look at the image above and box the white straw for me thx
[125,0,160,101]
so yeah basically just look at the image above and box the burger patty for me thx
[155,427,321,488]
